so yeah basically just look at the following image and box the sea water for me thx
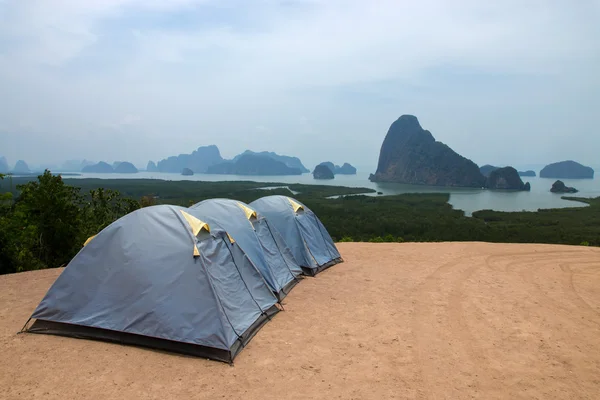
[67,170,599,216]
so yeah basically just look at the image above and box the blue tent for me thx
[189,199,303,300]
[250,196,342,276]
[24,205,279,363]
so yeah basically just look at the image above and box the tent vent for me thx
[287,198,304,213]
[180,210,210,236]
[236,202,258,220]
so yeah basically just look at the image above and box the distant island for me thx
[316,161,357,176]
[0,156,9,174]
[487,167,530,191]
[12,160,31,174]
[370,115,486,188]
[479,165,499,178]
[82,162,115,173]
[480,165,537,179]
[181,168,194,176]
[207,154,302,175]
[550,180,578,193]
[518,170,536,177]
[147,146,309,176]
[313,164,335,180]
[153,145,223,174]
[58,160,95,172]
[114,162,138,174]
[233,150,310,173]
[0,157,33,174]
[146,161,158,172]
[540,160,594,179]
[369,115,533,190]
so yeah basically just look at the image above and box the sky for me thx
[0,0,599,171]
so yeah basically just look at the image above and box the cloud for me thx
[0,0,599,168]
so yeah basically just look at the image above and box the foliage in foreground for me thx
[0,172,140,274]
[0,173,598,275]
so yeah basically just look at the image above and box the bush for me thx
[338,236,354,243]
[383,234,396,242]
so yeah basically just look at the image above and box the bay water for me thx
[68,169,600,216]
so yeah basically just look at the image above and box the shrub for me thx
[383,234,396,242]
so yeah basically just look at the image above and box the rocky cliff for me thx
[207,154,302,175]
[540,160,594,179]
[313,164,334,180]
[370,115,486,187]
[487,167,531,191]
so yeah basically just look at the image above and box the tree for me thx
[81,188,140,238]
[13,170,84,269]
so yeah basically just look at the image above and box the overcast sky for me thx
[1,0,599,170]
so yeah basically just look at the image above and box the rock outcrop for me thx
[336,163,357,175]
[487,167,531,191]
[233,151,309,173]
[317,162,336,173]
[550,180,578,193]
[540,161,594,179]
[155,145,223,174]
[146,161,158,172]
[370,115,486,187]
[12,160,31,174]
[181,168,194,176]
[318,162,357,175]
[207,154,302,176]
[82,162,114,173]
[0,156,10,173]
[313,164,335,180]
[518,170,536,177]
[114,162,138,174]
[480,165,500,177]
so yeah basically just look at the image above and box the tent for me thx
[24,205,279,363]
[250,196,342,276]
[189,199,302,300]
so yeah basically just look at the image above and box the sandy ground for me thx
[1,242,599,400]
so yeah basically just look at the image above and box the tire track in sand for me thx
[559,262,600,319]
[410,253,486,399]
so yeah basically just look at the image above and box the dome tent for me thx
[24,205,279,363]
[189,199,303,300]
[250,196,342,276]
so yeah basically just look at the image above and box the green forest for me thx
[1,171,598,275]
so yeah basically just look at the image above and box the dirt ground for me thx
[1,242,599,400]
